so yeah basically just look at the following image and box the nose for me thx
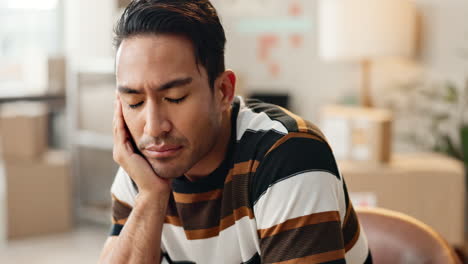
[143,99,172,138]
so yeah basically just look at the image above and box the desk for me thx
[339,152,466,246]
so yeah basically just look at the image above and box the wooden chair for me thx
[356,207,462,264]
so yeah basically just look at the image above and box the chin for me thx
[149,160,189,179]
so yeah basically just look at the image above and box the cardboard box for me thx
[321,105,393,164]
[340,152,466,246]
[5,150,72,239]
[0,103,48,161]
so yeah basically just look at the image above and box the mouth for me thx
[143,144,183,159]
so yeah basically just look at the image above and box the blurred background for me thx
[0,0,466,263]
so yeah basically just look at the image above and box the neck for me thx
[185,108,232,182]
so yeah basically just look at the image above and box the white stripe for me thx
[254,171,346,229]
[345,224,369,264]
[110,167,137,207]
[161,217,259,264]
[236,104,288,141]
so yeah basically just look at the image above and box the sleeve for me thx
[251,133,370,264]
[109,167,138,236]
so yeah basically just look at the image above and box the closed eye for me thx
[129,101,144,109]
[165,95,187,104]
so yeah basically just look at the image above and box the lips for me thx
[143,144,183,159]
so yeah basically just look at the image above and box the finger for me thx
[113,97,127,145]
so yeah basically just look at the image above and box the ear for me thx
[214,70,236,111]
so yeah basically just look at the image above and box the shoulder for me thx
[234,98,340,204]
[250,130,340,205]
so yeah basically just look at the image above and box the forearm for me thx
[100,192,169,264]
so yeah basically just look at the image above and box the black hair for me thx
[114,0,226,89]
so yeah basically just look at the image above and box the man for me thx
[99,0,372,263]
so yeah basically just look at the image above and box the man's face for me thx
[115,34,223,179]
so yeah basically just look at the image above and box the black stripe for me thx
[260,221,344,263]
[364,250,373,264]
[251,137,340,205]
[242,252,261,264]
[162,252,196,264]
[236,129,284,155]
[130,178,139,193]
[109,224,123,236]
[175,198,222,230]
[342,178,350,211]
[169,173,252,230]
[246,99,328,143]
[220,174,250,218]
[235,129,286,163]
[111,198,132,221]
[245,99,299,132]
[343,205,359,247]
[166,193,179,217]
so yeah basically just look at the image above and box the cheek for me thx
[172,99,218,140]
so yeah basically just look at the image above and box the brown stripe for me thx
[112,217,128,225]
[279,106,328,142]
[225,160,260,183]
[305,120,328,140]
[111,194,132,222]
[184,206,254,240]
[164,215,182,226]
[272,249,346,264]
[258,211,340,239]
[111,193,133,209]
[260,221,344,263]
[279,106,309,133]
[185,225,220,240]
[173,189,222,204]
[265,132,325,156]
[279,105,329,145]
[227,206,255,226]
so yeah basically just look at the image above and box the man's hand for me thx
[112,95,172,196]
[99,96,170,264]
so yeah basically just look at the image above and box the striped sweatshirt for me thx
[109,96,372,264]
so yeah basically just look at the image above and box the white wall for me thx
[64,0,116,66]
[63,0,468,123]
[213,0,468,123]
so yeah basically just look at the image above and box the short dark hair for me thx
[114,0,226,89]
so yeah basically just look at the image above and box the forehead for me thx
[116,34,199,84]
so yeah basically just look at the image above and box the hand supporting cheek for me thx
[113,94,172,197]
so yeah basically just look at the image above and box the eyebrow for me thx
[118,77,193,94]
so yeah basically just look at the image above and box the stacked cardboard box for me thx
[321,105,393,164]
[340,152,466,246]
[0,103,72,239]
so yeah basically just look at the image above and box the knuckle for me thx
[113,150,122,164]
